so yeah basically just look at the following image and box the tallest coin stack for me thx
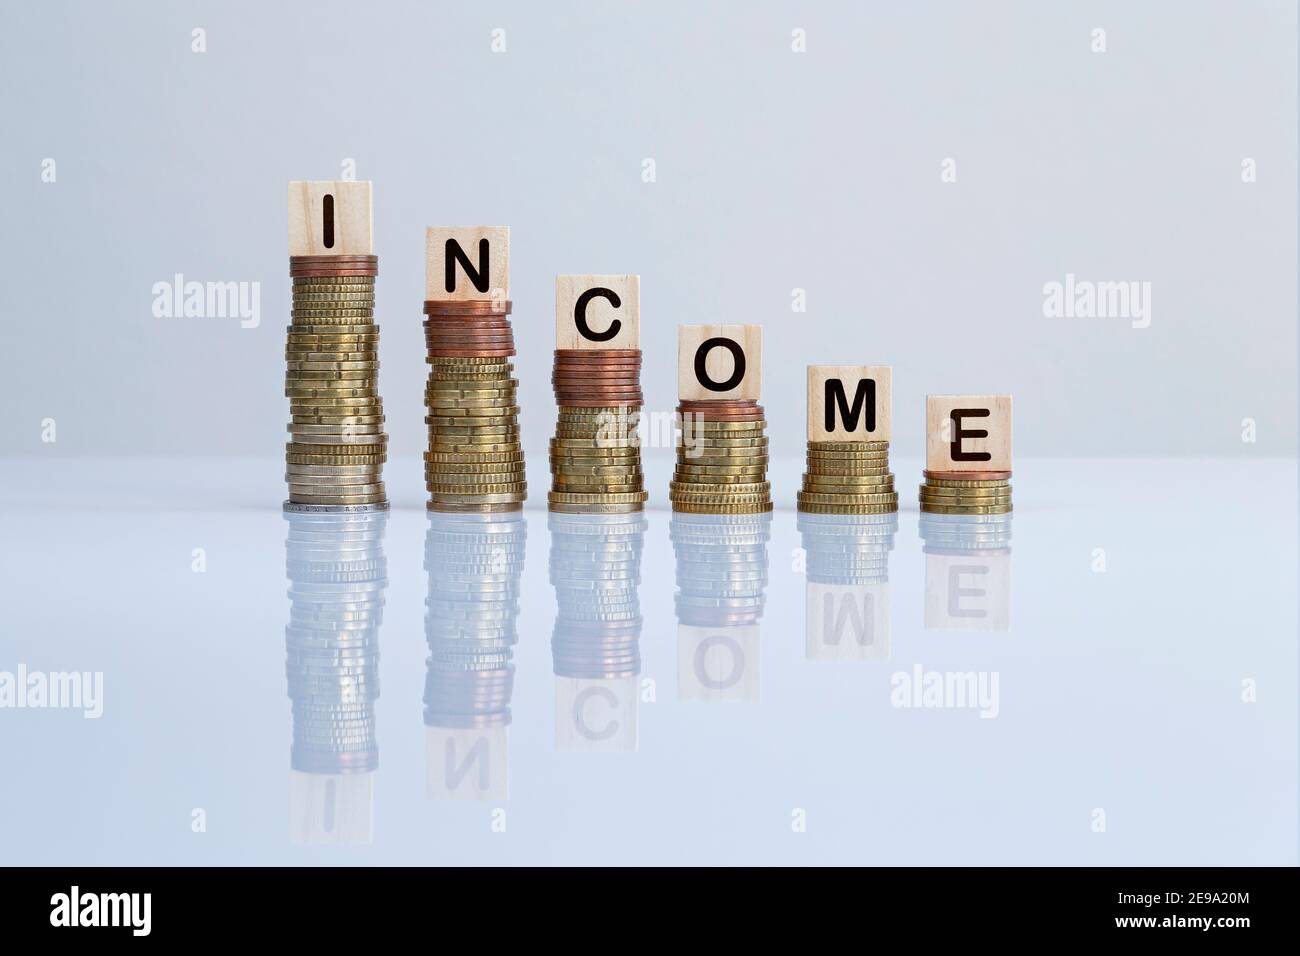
[423,228,526,513]
[285,182,388,513]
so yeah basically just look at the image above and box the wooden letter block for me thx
[805,582,890,660]
[288,181,373,256]
[926,395,1012,472]
[677,624,759,702]
[807,365,892,442]
[555,275,640,350]
[554,676,638,752]
[425,226,509,301]
[677,325,762,401]
[425,726,507,801]
[924,551,1011,631]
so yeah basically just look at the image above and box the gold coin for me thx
[806,441,888,451]
[920,503,1013,515]
[426,481,527,496]
[427,492,527,504]
[424,451,525,464]
[797,492,898,505]
[923,477,1012,488]
[548,491,648,504]
[797,502,898,515]
[671,501,773,514]
[919,485,1012,498]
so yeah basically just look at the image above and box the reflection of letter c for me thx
[573,686,619,740]
[694,634,744,690]
[693,338,745,392]
[575,287,622,342]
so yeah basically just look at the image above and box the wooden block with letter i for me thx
[677,325,762,401]
[287,181,373,256]
[556,275,640,350]
[807,365,891,442]
[425,226,509,302]
[926,395,1013,474]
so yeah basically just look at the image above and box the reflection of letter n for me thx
[445,736,490,791]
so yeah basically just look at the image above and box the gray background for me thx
[2,0,1296,459]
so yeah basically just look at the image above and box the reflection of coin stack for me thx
[549,512,646,751]
[798,441,897,514]
[798,512,897,660]
[670,512,772,702]
[285,182,387,513]
[284,510,387,844]
[918,512,1013,631]
[672,401,773,514]
[550,353,646,513]
[423,512,526,799]
[423,305,526,513]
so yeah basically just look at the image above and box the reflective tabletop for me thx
[1,456,1294,865]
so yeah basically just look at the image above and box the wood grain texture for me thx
[925,394,1012,471]
[807,365,892,442]
[677,325,762,401]
[288,181,372,256]
[555,275,640,349]
[425,226,509,301]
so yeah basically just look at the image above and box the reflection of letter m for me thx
[445,736,490,792]
[822,591,873,646]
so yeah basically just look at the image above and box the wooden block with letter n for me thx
[288,181,373,256]
[425,226,509,302]
[807,365,892,442]
[555,275,640,350]
[677,325,762,401]
[926,395,1012,473]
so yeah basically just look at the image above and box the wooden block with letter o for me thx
[807,365,891,442]
[555,275,640,350]
[425,226,509,301]
[677,325,761,401]
[926,395,1013,472]
[288,181,373,256]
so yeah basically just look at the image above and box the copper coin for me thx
[557,399,644,408]
[423,317,512,327]
[923,470,1012,480]
[554,349,639,358]
[427,349,516,357]
[678,400,760,410]
[423,300,512,316]
[289,255,379,277]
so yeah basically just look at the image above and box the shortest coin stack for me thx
[671,400,773,514]
[919,470,1013,515]
[797,440,898,514]
[549,349,647,514]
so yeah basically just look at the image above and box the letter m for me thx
[825,379,875,433]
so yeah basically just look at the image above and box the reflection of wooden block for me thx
[554,676,638,752]
[926,395,1012,472]
[924,552,1011,631]
[425,726,508,800]
[425,226,509,301]
[677,325,761,401]
[677,624,760,702]
[805,582,891,659]
[288,181,373,256]
[555,275,640,350]
[807,365,891,442]
[288,771,373,845]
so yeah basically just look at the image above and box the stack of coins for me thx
[549,511,646,680]
[671,511,772,628]
[549,350,646,513]
[423,301,526,513]
[671,399,772,514]
[797,441,898,514]
[423,512,527,731]
[797,511,898,586]
[285,255,388,511]
[284,509,386,777]
[919,470,1012,515]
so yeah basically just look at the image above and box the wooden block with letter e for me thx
[555,275,640,350]
[425,226,509,302]
[288,181,373,256]
[677,325,762,401]
[926,395,1013,473]
[807,365,891,442]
